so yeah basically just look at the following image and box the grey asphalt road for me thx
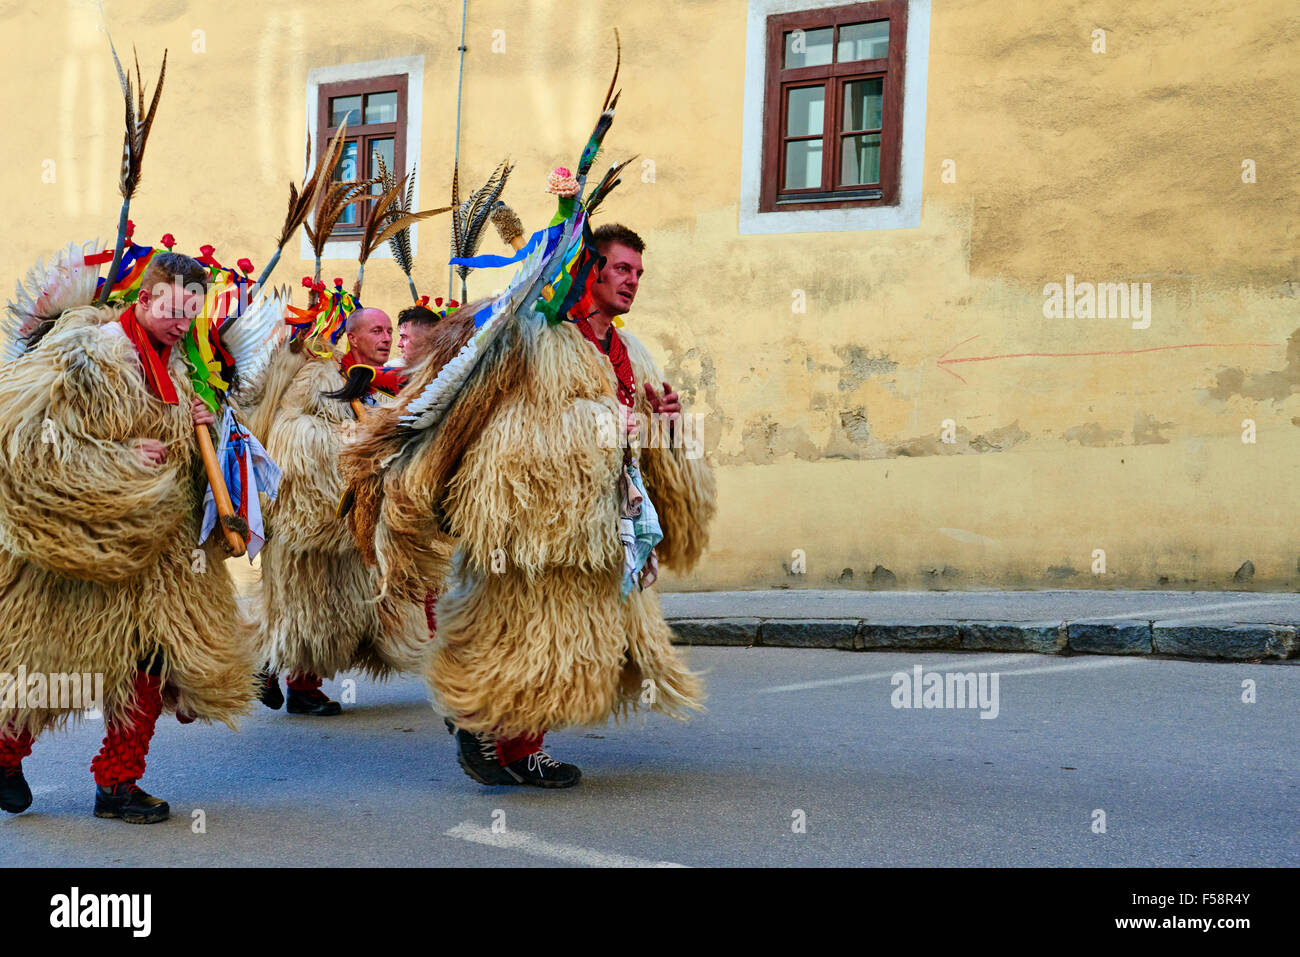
[1,647,1295,867]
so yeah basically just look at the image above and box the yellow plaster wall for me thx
[3,0,1297,590]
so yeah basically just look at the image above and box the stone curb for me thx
[667,616,1300,661]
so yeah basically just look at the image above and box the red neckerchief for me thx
[120,308,179,405]
[340,351,408,397]
[575,317,636,408]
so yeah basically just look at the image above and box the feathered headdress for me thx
[450,159,514,302]
[357,155,450,300]
[95,36,166,307]
[398,29,629,435]
[284,276,360,359]
[88,233,289,409]
[2,240,104,362]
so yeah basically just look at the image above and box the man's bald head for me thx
[345,307,393,365]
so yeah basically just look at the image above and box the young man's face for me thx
[136,279,202,348]
[591,242,644,317]
[399,321,436,364]
[347,310,393,365]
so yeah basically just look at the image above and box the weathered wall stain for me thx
[1064,423,1125,447]
[1207,327,1300,403]
[1133,412,1175,445]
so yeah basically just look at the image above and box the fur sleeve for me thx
[620,331,717,573]
[261,357,355,553]
[0,313,193,580]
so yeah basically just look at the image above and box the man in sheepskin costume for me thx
[249,299,428,717]
[340,77,716,788]
[0,253,260,823]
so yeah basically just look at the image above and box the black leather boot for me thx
[0,767,32,814]
[286,687,342,716]
[94,781,169,824]
[455,729,515,785]
[258,669,284,710]
[502,749,582,789]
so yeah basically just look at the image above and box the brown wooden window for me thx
[760,0,906,212]
[315,74,409,237]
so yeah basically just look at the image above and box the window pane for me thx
[330,95,362,127]
[783,27,833,68]
[838,21,889,61]
[784,140,823,190]
[333,139,359,225]
[843,78,883,131]
[369,137,395,194]
[786,86,825,137]
[841,133,881,186]
[365,91,398,125]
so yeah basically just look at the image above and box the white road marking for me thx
[758,654,1036,693]
[992,657,1140,677]
[445,821,688,868]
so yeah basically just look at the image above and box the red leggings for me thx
[496,732,546,767]
[89,670,164,787]
[0,728,33,770]
[1,671,165,787]
[286,673,322,692]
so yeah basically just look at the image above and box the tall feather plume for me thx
[278,122,348,251]
[96,35,167,305]
[451,159,514,300]
[449,164,463,288]
[577,28,621,179]
[376,154,421,302]
[248,121,350,300]
[584,155,637,219]
[355,157,450,298]
[391,31,622,450]
[303,177,376,299]
[116,42,166,200]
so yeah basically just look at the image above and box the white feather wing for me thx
[400,216,583,431]
[223,285,291,399]
[3,239,102,362]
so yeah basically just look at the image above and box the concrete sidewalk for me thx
[660,589,1300,661]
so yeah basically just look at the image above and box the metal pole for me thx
[449,0,468,301]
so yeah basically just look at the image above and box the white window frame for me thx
[739,0,930,234]
[301,55,425,261]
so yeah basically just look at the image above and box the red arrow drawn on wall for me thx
[935,335,1282,384]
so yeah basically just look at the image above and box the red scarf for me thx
[120,308,179,405]
[575,318,636,408]
[340,351,408,397]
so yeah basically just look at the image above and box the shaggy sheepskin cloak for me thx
[249,351,429,680]
[0,306,258,736]
[342,312,716,738]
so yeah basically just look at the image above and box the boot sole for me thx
[94,808,170,824]
[505,770,582,789]
[1,799,32,814]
